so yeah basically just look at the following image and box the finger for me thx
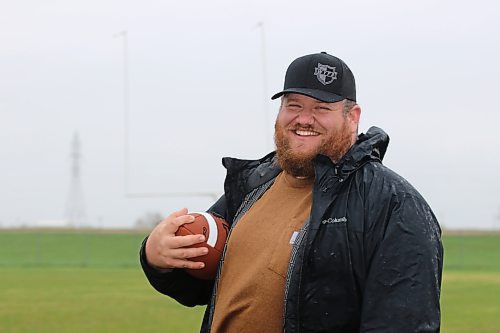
[171,207,188,218]
[162,208,189,226]
[168,246,209,260]
[170,234,206,248]
[165,258,206,270]
[162,213,195,234]
[171,214,196,229]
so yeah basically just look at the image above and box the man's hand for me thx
[145,208,208,270]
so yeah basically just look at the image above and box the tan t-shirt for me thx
[211,172,313,332]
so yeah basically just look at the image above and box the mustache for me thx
[287,124,318,131]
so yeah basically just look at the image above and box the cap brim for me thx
[271,88,345,103]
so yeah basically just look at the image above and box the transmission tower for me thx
[65,132,87,227]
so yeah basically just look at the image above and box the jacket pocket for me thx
[310,221,351,274]
[301,221,360,331]
[267,225,301,278]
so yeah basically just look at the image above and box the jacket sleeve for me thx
[207,195,229,220]
[139,237,214,307]
[139,195,228,307]
[360,193,443,332]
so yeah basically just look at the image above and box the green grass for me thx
[0,230,145,267]
[441,272,500,333]
[0,230,499,332]
[440,234,500,333]
[0,267,205,333]
[0,230,206,333]
[442,235,500,271]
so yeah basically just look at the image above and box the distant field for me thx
[441,234,500,332]
[0,229,146,268]
[442,234,500,271]
[0,229,499,332]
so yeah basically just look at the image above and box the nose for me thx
[296,107,315,126]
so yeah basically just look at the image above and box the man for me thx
[140,52,443,332]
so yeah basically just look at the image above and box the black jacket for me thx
[140,126,443,332]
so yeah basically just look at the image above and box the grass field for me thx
[0,230,499,332]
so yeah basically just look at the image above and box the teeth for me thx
[295,130,319,136]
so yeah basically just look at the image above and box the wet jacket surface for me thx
[140,126,443,332]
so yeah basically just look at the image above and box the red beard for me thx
[274,119,353,178]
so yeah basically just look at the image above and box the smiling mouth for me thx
[294,129,320,137]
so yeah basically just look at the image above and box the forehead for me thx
[283,93,342,107]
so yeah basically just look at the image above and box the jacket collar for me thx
[314,126,389,179]
[222,126,389,189]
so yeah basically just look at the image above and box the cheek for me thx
[316,119,339,134]
[321,115,348,132]
[277,111,296,127]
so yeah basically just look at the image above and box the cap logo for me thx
[314,63,337,85]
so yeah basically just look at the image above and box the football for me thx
[175,212,230,280]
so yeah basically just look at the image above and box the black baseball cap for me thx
[271,52,356,103]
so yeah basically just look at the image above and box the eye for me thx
[286,103,302,110]
[317,106,333,112]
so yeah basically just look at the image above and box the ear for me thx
[347,104,361,128]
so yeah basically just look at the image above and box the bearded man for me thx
[140,52,443,333]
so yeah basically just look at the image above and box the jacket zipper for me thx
[206,179,276,331]
[282,218,310,333]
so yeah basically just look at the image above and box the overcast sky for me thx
[1,0,499,229]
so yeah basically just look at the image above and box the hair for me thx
[279,95,286,108]
[343,99,359,134]
[343,99,357,116]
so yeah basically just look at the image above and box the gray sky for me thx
[1,0,499,229]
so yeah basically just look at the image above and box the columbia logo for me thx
[321,217,347,224]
